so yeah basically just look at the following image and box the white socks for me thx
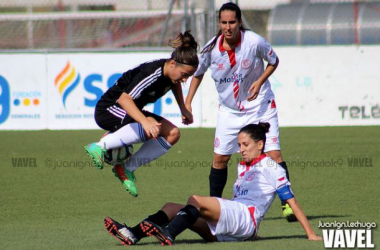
[97,122,173,172]
[123,137,172,172]
[97,123,146,150]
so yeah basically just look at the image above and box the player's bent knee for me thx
[168,127,181,144]
[161,202,176,210]
[213,154,230,169]
[171,127,180,139]
[187,195,201,207]
[266,150,283,163]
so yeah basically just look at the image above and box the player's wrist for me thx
[185,99,192,106]
[140,118,151,127]
[178,103,187,112]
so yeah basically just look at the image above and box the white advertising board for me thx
[0,54,47,130]
[0,52,202,130]
[199,46,380,127]
[273,46,380,126]
[0,46,379,130]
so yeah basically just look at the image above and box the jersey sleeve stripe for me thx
[129,68,162,99]
[131,68,161,95]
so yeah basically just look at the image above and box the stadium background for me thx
[1,0,380,49]
[0,1,379,249]
[1,0,380,129]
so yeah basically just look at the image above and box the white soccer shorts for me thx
[214,103,280,155]
[206,198,257,242]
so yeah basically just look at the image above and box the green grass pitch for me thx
[1,127,379,249]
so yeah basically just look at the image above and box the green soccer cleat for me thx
[282,203,297,222]
[84,142,106,169]
[112,165,138,197]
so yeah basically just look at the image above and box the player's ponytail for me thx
[168,30,199,68]
[239,122,270,146]
[201,2,247,54]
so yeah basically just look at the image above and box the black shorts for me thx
[95,101,164,132]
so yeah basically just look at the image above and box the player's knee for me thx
[266,150,283,163]
[169,127,181,144]
[162,202,176,210]
[187,195,201,206]
[213,154,230,169]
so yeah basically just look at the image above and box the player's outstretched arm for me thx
[185,74,204,112]
[172,84,193,125]
[286,198,322,241]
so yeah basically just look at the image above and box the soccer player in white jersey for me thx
[84,31,199,197]
[103,123,322,246]
[185,2,295,221]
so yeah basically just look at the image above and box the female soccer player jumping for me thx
[85,31,199,197]
[103,123,322,245]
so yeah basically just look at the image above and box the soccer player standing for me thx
[85,31,199,197]
[185,2,294,221]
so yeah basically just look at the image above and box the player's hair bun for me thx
[238,122,271,148]
[168,30,198,50]
[168,30,199,67]
[258,122,270,133]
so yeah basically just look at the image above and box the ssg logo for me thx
[53,61,172,117]
[54,61,80,108]
[54,61,121,109]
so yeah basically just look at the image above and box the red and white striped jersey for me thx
[195,30,277,113]
[232,154,292,223]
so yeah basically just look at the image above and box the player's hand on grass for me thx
[142,120,161,138]
[247,81,263,101]
[181,108,193,125]
[308,234,323,241]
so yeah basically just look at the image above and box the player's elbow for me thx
[117,92,133,105]
[272,56,279,68]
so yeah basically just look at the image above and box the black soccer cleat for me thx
[104,217,139,246]
[140,220,174,246]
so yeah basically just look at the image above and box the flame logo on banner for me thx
[54,61,80,108]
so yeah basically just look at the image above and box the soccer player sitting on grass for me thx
[104,123,322,245]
